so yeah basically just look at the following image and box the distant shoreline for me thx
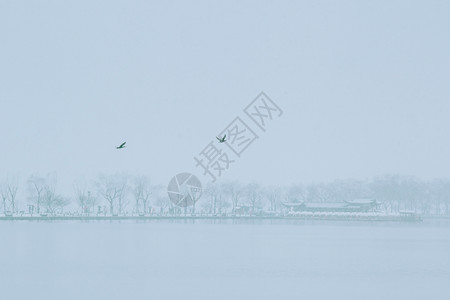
[0,213,422,222]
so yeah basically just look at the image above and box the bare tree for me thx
[133,176,152,214]
[155,196,171,214]
[148,184,168,215]
[0,179,11,213]
[74,182,88,213]
[41,186,70,214]
[3,178,19,213]
[327,179,371,202]
[266,186,282,213]
[223,181,242,214]
[217,196,231,214]
[244,183,262,215]
[96,174,127,215]
[74,181,97,215]
[284,184,307,203]
[0,187,6,214]
[427,179,450,215]
[204,183,223,215]
[306,183,337,202]
[117,180,129,214]
[27,175,47,214]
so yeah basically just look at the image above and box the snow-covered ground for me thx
[1,219,449,300]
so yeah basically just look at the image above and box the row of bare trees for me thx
[27,174,69,214]
[1,174,450,215]
[0,175,68,215]
[72,174,162,215]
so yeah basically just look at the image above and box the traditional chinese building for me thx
[282,199,379,213]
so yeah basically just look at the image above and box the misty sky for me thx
[1,0,449,193]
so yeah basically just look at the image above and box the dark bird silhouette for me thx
[116,142,126,149]
[216,135,226,143]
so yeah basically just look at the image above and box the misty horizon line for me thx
[2,172,450,187]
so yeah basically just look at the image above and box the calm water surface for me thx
[1,218,449,300]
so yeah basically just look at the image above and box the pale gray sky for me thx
[1,0,449,193]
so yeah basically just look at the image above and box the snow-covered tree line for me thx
[1,174,450,216]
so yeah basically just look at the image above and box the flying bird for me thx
[116,142,126,149]
[216,135,226,143]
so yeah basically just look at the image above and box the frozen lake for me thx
[2,218,450,300]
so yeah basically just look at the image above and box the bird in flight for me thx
[116,142,126,149]
[216,135,226,143]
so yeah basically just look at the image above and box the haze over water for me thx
[2,219,450,300]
